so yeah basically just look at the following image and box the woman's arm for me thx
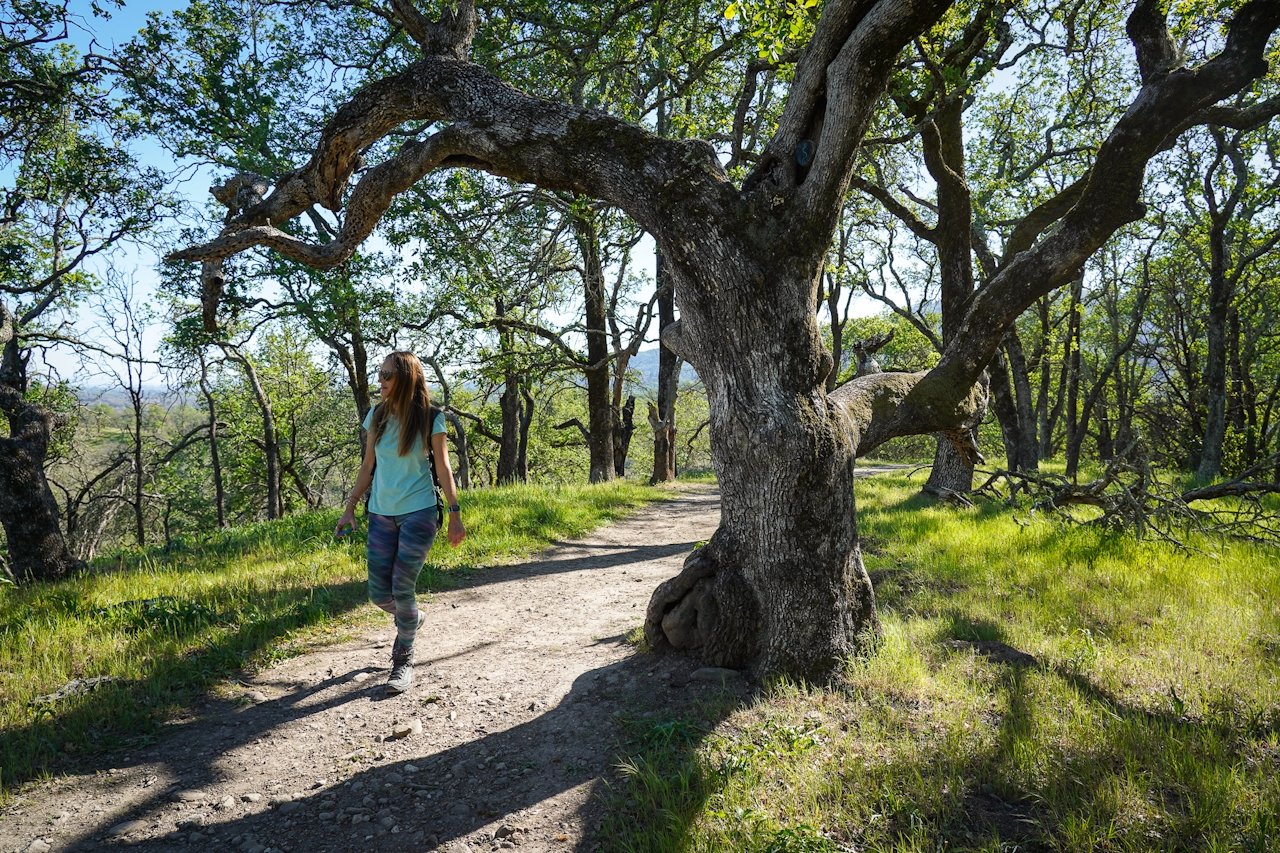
[335,442,377,536]
[432,430,466,547]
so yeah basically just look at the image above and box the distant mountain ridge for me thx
[75,385,185,409]
[625,348,699,390]
[72,350,696,410]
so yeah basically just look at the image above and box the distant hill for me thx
[77,385,188,409]
[69,354,696,410]
[625,348,699,390]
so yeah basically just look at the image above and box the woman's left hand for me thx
[447,512,466,547]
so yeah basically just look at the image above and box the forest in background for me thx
[2,0,1279,578]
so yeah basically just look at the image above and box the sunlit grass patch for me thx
[0,480,664,794]
[600,470,1280,852]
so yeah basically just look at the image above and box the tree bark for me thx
[921,99,977,495]
[1196,130,1248,480]
[517,385,534,482]
[1036,298,1055,460]
[199,359,227,528]
[613,395,636,478]
[221,344,280,519]
[652,251,679,483]
[1004,330,1040,471]
[129,380,146,546]
[0,325,81,582]
[647,273,879,679]
[445,411,471,489]
[571,211,616,483]
[1063,275,1084,479]
[989,349,1022,467]
[496,362,522,485]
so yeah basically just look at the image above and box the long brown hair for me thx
[369,351,433,457]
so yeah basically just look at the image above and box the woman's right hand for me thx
[335,507,357,539]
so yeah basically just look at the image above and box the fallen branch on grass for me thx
[972,444,1280,548]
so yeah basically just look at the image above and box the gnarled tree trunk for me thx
[0,316,81,582]
[645,251,880,678]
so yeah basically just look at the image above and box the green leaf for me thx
[724,2,738,19]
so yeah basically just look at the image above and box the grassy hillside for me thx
[0,481,666,794]
[604,471,1280,852]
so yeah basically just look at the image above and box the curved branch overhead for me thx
[168,59,727,273]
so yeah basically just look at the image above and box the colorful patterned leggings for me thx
[366,508,438,656]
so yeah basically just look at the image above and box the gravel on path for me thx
[1,466,908,853]
[1,486,725,853]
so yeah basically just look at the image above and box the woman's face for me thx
[378,358,396,397]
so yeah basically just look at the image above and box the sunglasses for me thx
[378,369,397,381]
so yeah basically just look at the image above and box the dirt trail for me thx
[2,466,906,853]
[1,486,724,853]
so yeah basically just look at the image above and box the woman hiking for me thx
[335,351,465,694]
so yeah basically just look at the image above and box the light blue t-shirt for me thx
[362,405,448,516]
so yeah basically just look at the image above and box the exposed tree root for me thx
[644,530,761,670]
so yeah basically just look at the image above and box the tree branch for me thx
[796,0,954,217]
[849,176,936,242]
[832,368,988,460]
[554,417,592,446]
[997,176,1087,269]
[889,0,1280,439]
[168,58,722,276]
[389,0,476,59]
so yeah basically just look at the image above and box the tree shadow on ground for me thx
[28,650,745,853]
[6,528,700,792]
[905,644,1277,851]
[2,577,371,792]
[420,541,700,593]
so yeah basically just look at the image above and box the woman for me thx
[336,351,466,694]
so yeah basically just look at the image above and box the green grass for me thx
[601,471,1280,853]
[0,480,665,795]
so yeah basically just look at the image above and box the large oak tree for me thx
[172,0,1280,681]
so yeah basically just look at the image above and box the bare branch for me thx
[553,417,592,445]
[997,176,1087,268]
[849,176,936,242]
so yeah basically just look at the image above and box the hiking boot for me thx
[387,653,414,694]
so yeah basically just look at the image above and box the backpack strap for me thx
[425,406,445,526]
